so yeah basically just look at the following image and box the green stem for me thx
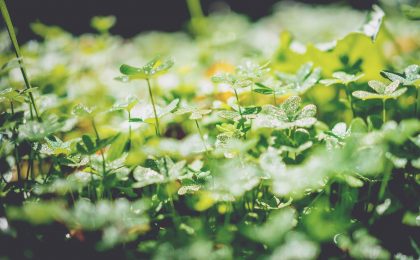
[415,87,419,117]
[345,84,355,118]
[382,99,386,124]
[10,101,22,184]
[146,79,161,136]
[127,110,132,151]
[186,0,204,35]
[250,84,256,105]
[92,118,106,175]
[378,163,392,201]
[0,0,41,121]
[195,119,208,153]
[234,88,247,139]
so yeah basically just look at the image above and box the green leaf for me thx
[82,135,95,151]
[72,103,93,116]
[133,166,164,188]
[118,56,174,81]
[401,4,420,20]
[91,15,116,33]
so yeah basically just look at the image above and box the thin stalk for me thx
[382,99,386,124]
[162,158,179,229]
[146,79,161,136]
[415,87,419,117]
[344,84,355,118]
[0,0,40,121]
[378,163,392,201]
[10,101,22,183]
[127,110,132,151]
[92,118,106,175]
[186,0,204,35]
[233,89,243,116]
[233,88,247,138]
[250,84,256,105]
[195,119,208,153]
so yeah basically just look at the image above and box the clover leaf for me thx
[276,63,321,94]
[175,106,211,120]
[235,60,270,82]
[352,80,407,100]
[320,72,364,86]
[380,64,420,87]
[0,88,25,103]
[255,95,317,129]
[211,72,253,89]
[117,56,174,81]
[110,95,139,113]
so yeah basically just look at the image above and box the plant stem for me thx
[345,84,355,118]
[127,110,132,151]
[0,0,41,121]
[10,101,22,184]
[415,87,419,117]
[233,89,243,116]
[92,118,106,175]
[195,119,208,153]
[250,84,256,105]
[234,88,247,139]
[146,79,161,136]
[186,0,204,35]
[382,99,386,124]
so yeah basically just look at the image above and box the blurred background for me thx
[3,0,378,42]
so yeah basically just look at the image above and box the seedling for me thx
[175,106,211,152]
[352,80,406,123]
[110,95,139,151]
[117,56,174,136]
[256,95,317,132]
[276,62,321,94]
[321,71,364,117]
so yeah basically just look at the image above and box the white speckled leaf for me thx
[385,80,400,94]
[298,104,317,119]
[133,166,164,188]
[352,90,383,100]
[368,80,386,94]
[388,87,407,99]
[282,96,301,116]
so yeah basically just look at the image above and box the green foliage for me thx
[117,56,174,81]
[352,80,407,100]
[0,2,419,259]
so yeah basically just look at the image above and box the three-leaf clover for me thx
[276,62,321,94]
[110,95,139,113]
[0,88,25,103]
[117,56,174,81]
[235,61,270,82]
[175,106,212,152]
[352,80,406,123]
[380,65,420,87]
[175,106,212,120]
[320,72,364,86]
[253,81,294,105]
[211,72,253,89]
[255,95,317,130]
[116,56,174,136]
[352,80,406,100]
[320,71,364,116]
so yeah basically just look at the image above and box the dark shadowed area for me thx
[3,0,377,42]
